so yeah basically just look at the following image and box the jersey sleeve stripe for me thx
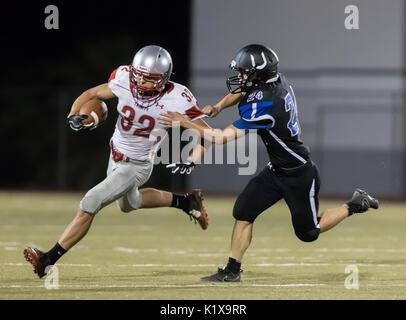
[239,101,273,120]
[233,118,273,132]
[185,106,206,120]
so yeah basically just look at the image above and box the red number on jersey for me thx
[181,88,193,102]
[134,115,155,138]
[120,106,155,138]
[121,106,135,130]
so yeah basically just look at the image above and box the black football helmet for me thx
[226,44,279,93]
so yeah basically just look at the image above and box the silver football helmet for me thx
[130,45,173,101]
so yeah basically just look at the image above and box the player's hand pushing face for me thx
[159,111,186,128]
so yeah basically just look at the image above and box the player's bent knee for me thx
[233,198,256,223]
[80,195,102,215]
[118,204,133,213]
[117,190,142,213]
[116,199,135,213]
[295,228,320,242]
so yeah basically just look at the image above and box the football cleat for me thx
[346,188,379,215]
[201,267,242,282]
[23,247,51,279]
[184,189,208,230]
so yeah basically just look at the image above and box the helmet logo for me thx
[137,65,149,72]
[250,52,268,70]
[230,60,237,68]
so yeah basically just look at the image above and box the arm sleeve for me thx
[170,86,206,121]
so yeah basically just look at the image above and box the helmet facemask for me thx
[130,65,167,101]
[226,65,258,94]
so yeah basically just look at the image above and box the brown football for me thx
[79,99,108,129]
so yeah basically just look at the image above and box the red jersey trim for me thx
[108,68,119,82]
[185,106,204,119]
[165,82,175,94]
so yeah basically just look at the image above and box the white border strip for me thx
[309,179,320,228]
[267,129,307,164]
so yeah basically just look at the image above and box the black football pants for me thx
[233,161,321,242]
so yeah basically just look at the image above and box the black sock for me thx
[226,257,241,274]
[46,242,67,265]
[344,203,360,216]
[171,194,189,212]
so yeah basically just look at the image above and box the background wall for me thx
[189,0,406,198]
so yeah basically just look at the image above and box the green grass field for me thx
[0,191,405,300]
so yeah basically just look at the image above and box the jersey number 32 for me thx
[120,105,155,138]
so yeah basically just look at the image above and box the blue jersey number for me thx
[284,91,299,136]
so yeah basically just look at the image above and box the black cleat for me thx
[184,189,208,230]
[346,188,379,215]
[201,267,242,282]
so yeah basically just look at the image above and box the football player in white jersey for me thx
[24,45,209,278]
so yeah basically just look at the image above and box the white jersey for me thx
[108,65,205,161]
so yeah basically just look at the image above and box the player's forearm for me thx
[68,90,95,116]
[68,84,115,116]
[180,119,233,144]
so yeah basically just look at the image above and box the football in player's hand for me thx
[79,99,108,129]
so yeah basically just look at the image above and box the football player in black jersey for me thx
[159,44,379,282]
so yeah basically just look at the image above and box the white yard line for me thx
[3,283,406,289]
[8,262,406,268]
[5,263,93,267]
[114,247,160,253]
[116,263,406,268]
[0,242,21,246]
[117,264,218,267]
[0,283,327,289]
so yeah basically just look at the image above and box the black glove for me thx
[166,162,196,175]
[66,115,93,131]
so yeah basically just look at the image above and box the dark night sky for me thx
[0,1,191,190]
[1,1,191,86]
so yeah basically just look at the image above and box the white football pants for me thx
[80,153,153,214]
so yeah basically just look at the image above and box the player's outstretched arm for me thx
[186,118,211,162]
[202,92,244,118]
[159,112,245,144]
[68,83,115,117]
[166,119,211,175]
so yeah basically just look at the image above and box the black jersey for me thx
[233,73,310,169]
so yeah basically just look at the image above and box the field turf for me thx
[1,191,405,300]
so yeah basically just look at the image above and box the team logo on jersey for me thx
[247,91,264,103]
[155,102,165,109]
